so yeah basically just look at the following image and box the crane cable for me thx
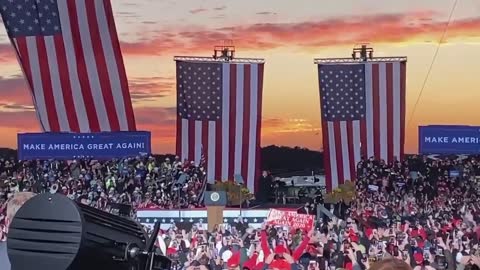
[406,0,459,128]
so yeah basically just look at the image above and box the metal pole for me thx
[239,186,242,216]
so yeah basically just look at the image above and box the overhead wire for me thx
[406,0,459,128]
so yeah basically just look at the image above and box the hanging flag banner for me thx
[419,125,480,154]
[18,132,151,160]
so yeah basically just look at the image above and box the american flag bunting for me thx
[318,61,406,191]
[176,60,264,193]
[0,0,136,132]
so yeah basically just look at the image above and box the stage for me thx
[136,204,303,229]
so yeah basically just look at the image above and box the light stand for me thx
[352,44,374,61]
[212,40,235,61]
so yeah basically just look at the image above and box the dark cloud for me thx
[116,11,140,18]
[129,76,175,103]
[190,8,208,14]
[213,6,227,11]
[0,103,35,112]
[256,11,277,15]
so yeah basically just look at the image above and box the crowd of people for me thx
[153,155,480,270]
[2,154,480,270]
[0,155,208,240]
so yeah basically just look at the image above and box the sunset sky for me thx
[0,0,480,154]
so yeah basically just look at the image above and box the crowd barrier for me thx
[136,208,270,229]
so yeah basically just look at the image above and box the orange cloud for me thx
[262,118,320,135]
[0,43,14,62]
[0,110,39,130]
[120,13,480,56]
[0,74,175,111]
[0,76,34,110]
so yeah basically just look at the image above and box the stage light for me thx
[7,193,170,270]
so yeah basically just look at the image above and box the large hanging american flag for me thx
[175,60,265,192]
[0,0,136,132]
[318,60,406,191]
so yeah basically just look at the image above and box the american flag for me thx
[0,0,136,132]
[318,61,406,191]
[176,60,264,192]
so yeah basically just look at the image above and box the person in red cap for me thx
[226,252,241,270]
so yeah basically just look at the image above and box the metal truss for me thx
[174,56,265,64]
[314,56,407,64]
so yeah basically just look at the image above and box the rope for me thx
[406,0,459,128]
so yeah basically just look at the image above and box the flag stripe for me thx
[52,35,80,132]
[400,62,407,160]
[58,0,91,132]
[85,0,120,131]
[340,121,351,181]
[95,0,130,131]
[234,65,244,177]
[36,37,60,131]
[386,63,394,162]
[65,0,101,131]
[207,121,216,183]
[254,64,264,192]
[247,64,258,192]
[379,63,388,161]
[214,118,222,181]
[221,63,230,181]
[188,120,195,162]
[45,36,70,131]
[333,122,344,185]
[198,121,208,168]
[365,64,374,158]
[194,121,202,164]
[176,117,182,159]
[181,119,188,161]
[372,64,380,158]
[360,116,367,158]
[352,120,361,176]
[76,0,111,130]
[346,121,356,180]
[25,37,51,131]
[393,62,401,160]
[321,120,332,191]
[241,65,251,186]
[327,121,338,189]
[228,64,237,181]
[102,0,136,130]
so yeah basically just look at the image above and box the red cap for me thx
[227,252,241,268]
[166,247,177,255]
[349,234,359,243]
[414,252,424,264]
[274,245,288,254]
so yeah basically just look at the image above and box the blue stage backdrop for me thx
[18,132,151,160]
[419,125,480,154]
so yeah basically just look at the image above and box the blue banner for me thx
[18,132,151,160]
[419,125,480,154]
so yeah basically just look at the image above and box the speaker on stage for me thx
[204,191,226,231]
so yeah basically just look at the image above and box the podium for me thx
[204,191,227,231]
